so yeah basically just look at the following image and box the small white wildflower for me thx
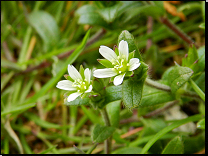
[56,65,92,102]
[93,40,141,86]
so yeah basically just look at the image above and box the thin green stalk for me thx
[62,104,67,137]
[100,108,112,154]
[189,79,205,101]
[4,137,9,154]
[69,106,77,136]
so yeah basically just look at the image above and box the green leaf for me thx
[139,85,174,107]
[1,103,36,117]
[197,46,205,72]
[132,61,148,81]
[97,59,114,68]
[79,65,85,80]
[28,11,60,52]
[106,100,121,127]
[197,118,205,130]
[122,78,145,109]
[162,136,184,154]
[97,4,120,23]
[92,124,115,143]
[76,5,108,28]
[25,29,91,105]
[182,45,198,68]
[118,30,142,61]
[105,85,122,104]
[112,147,142,154]
[168,66,193,93]
[140,114,202,154]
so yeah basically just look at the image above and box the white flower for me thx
[56,65,92,102]
[93,40,141,86]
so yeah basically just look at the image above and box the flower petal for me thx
[128,58,141,71]
[68,65,82,80]
[84,68,91,83]
[93,68,117,78]
[113,73,125,86]
[85,85,92,93]
[99,46,118,62]
[67,92,82,102]
[56,80,76,91]
[119,40,128,61]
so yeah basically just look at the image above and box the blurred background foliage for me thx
[1,1,205,154]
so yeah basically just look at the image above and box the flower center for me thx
[112,55,129,74]
[72,79,89,93]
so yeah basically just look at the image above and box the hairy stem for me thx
[145,78,171,91]
[159,17,199,48]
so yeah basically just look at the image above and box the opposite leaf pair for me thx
[56,40,141,102]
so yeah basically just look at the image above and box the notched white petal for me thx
[113,73,125,86]
[93,68,117,78]
[85,85,92,93]
[119,40,128,60]
[56,80,76,91]
[68,65,82,80]
[67,92,82,102]
[84,68,91,83]
[128,58,141,71]
[99,46,118,62]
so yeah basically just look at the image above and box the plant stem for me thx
[189,79,205,101]
[145,78,171,92]
[100,108,112,154]
[159,17,199,48]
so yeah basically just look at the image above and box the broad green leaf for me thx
[105,85,122,104]
[197,118,205,130]
[97,4,120,23]
[76,5,108,28]
[168,66,193,93]
[162,136,184,154]
[106,100,121,127]
[1,103,36,117]
[122,78,145,109]
[182,133,205,154]
[118,30,142,61]
[28,11,60,52]
[76,4,97,15]
[92,124,115,143]
[140,114,202,154]
[25,29,91,105]
[139,85,174,107]
[112,147,142,154]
